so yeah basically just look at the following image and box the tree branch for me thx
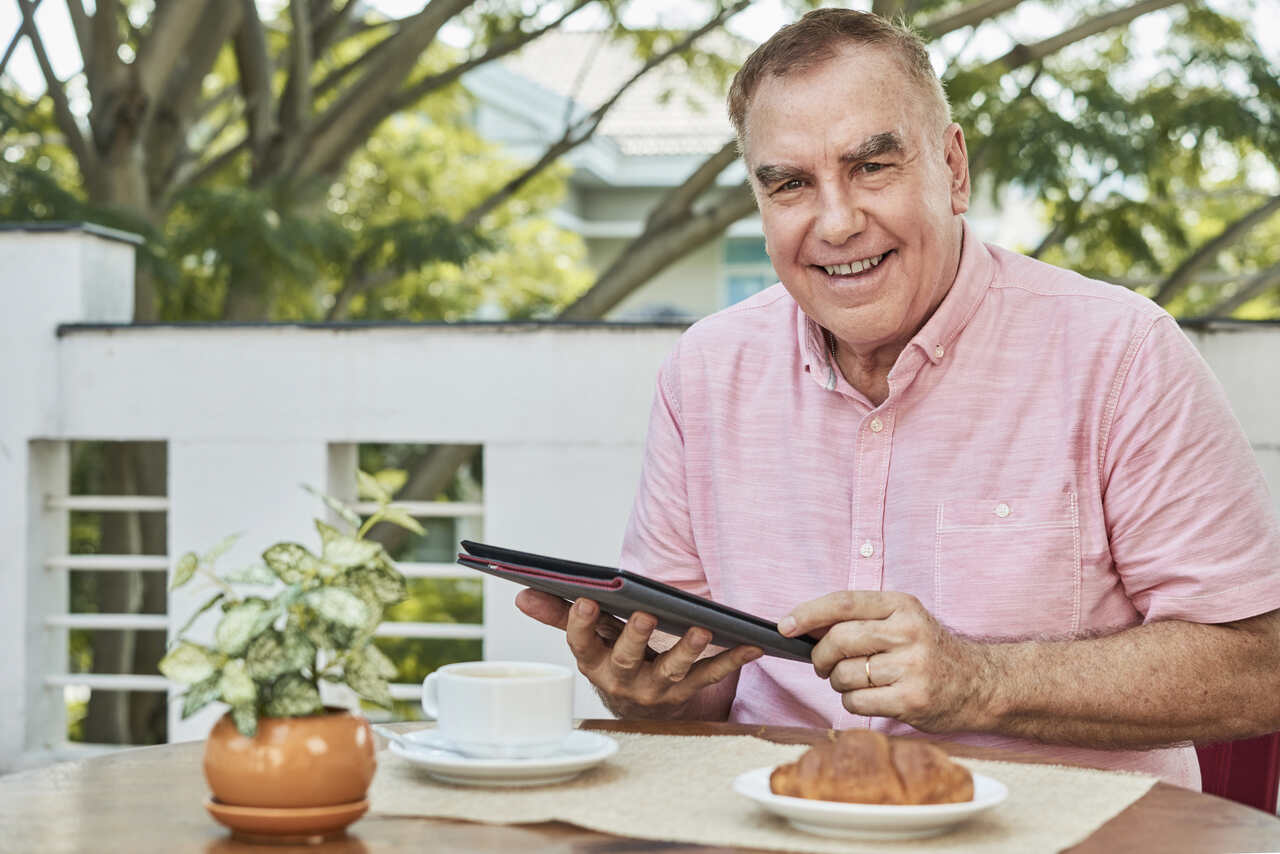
[324,268,397,321]
[294,0,478,179]
[88,0,123,101]
[311,0,362,56]
[232,0,276,164]
[18,0,97,178]
[389,0,595,112]
[279,0,315,136]
[134,0,213,110]
[1153,194,1280,305]
[1196,262,1280,318]
[65,0,92,70]
[170,135,249,200]
[644,137,741,232]
[457,0,750,230]
[0,17,29,78]
[918,0,1025,39]
[559,184,759,320]
[987,0,1186,72]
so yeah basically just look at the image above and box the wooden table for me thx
[3,720,1279,853]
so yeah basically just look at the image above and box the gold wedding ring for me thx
[865,656,875,688]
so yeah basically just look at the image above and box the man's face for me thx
[743,46,970,361]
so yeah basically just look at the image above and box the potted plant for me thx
[159,470,423,841]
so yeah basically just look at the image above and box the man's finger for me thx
[515,588,572,630]
[778,590,903,637]
[685,644,764,690]
[564,598,610,670]
[609,611,658,674]
[652,627,711,682]
[810,620,887,677]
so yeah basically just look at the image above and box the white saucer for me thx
[389,729,619,787]
[733,766,1008,840]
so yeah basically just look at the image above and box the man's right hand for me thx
[514,588,763,719]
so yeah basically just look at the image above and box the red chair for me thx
[1196,733,1280,812]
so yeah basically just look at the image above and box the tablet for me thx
[456,540,818,662]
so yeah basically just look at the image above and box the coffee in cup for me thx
[420,660,573,758]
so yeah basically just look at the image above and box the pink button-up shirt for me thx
[620,223,1280,789]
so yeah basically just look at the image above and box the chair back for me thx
[1196,733,1280,813]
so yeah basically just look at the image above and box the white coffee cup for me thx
[420,660,574,758]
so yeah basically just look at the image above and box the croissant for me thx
[769,729,973,805]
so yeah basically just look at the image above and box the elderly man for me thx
[517,8,1280,788]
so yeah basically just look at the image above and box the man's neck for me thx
[830,337,898,406]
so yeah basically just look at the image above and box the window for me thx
[722,238,775,307]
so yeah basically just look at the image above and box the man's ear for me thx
[944,123,971,216]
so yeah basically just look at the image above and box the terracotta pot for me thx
[203,707,376,808]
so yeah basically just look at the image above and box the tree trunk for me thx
[80,442,168,745]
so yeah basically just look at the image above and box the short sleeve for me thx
[618,343,710,597]
[1102,315,1280,623]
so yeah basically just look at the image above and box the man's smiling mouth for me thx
[819,251,889,276]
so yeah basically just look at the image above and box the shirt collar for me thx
[796,219,995,380]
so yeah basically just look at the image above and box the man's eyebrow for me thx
[754,164,808,187]
[840,132,904,164]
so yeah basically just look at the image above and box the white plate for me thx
[389,729,618,787]
[733,765,1008,840]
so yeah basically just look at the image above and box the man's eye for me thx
[861,162,886,174]
[775,179,804,193]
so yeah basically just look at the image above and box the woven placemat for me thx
[369,730,1156,853]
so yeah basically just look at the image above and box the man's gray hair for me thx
[727,8,951,149]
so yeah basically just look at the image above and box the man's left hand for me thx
[779,591,997,733]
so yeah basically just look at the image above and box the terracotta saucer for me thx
[205,796,369,843]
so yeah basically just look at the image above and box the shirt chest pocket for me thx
[934,492,1081,639]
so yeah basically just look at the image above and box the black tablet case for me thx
[456,540,817,662]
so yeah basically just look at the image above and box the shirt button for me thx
[934,344,945,359]
[869,417,883,433]
[995,503,1011,518]
[859,541,874,558]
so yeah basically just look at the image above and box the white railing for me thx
[32,470,486,758]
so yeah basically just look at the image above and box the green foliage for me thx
[158,473,417,736]
[945,5,1280,313]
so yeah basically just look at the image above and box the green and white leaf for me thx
[379,504,425,536]
[159,642,219,685]
[302,484,361,530]
[231,704,258,737]
[244,632,287,681]
[264,674,323,718]
[174,592,225,639]
[314,519,343,546]
[215,599,270,656]
[303,587,369,629]
[201,532,241,565]
[368,561,408,605]
[262,542,320,584]
[347,584,384,634]
[359,641,399,680]
[374,469,407,497]
[340,563,404,612]
[220,562,277,585]
[181,673,222,719]
[356,469,390,503]
[170,552,199,590]
[219,659,256,707]
[344,650,393,709]
[322,535,382,569]
[281,627,316,673]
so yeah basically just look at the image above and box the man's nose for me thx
[812,185,866,245]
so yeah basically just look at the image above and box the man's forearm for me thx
[966,610,1280,748]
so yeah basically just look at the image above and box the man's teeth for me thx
[823,253,886,276]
